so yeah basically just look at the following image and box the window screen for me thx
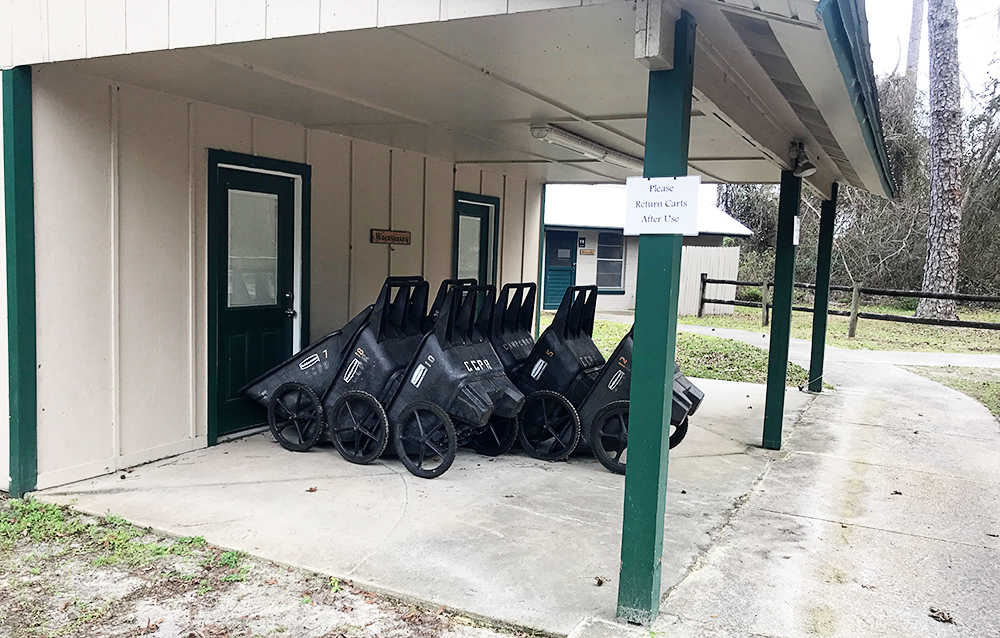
[597,232,624,289]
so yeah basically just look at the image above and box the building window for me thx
[597,231,624,290]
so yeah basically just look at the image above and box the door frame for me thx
[207,149,311,446]
[452,191,500,285]
[542,228,578,310]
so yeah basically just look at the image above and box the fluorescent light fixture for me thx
[530,124,644,174]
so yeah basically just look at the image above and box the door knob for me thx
[285,309,297,317]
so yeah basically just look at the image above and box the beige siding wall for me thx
[29,66,542,488]
[32,70,116,488]
[1,0,614,68]
[453,165,541,290]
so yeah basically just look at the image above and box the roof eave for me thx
[817,0,897,199]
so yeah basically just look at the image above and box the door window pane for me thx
[457,214,482,281]
[228,190,279,308]
[546,232,576,267]
[596,231,624,289]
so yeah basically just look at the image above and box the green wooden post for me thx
[808,183,838,392]
[3,67,37,497]
[762,170,801,450]
[617,12,695,625]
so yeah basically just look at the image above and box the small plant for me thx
[221,566,252,582]
[217,550,246,568]
[329,577,341,593]
[300,596,313,605]
[170,536,207,555]
[196,581,214,596]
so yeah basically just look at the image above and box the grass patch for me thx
[0,499,85,548]
[679,305,1000,354]
[901,366,1000,419]
[541,314,809,387]
[676,332,809,386]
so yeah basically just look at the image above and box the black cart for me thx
[486,284,704,473]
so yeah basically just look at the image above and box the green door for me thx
[543,230,578,309]
[454,193,499,284]
[210,168,296,438]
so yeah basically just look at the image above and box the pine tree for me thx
[916,0,963,319]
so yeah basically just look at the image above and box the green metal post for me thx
[617,12,695,625]
[762,170,801,450]
[808,183,838,392]
[3,67,37,497]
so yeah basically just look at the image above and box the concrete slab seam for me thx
[346,462,410,576]
[751,507,1000,551]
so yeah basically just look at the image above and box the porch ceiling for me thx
[58,0,889,198]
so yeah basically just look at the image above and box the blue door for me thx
[543,230,577,310]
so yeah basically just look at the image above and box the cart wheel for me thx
[669,416,689,449]
[393,402,457,479]
[467,417,519,457]
[268,383,325,452]
[590,401,629,475]
[517,391,581,461]
[329,390,389,464]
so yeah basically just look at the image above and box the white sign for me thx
[624,176,701,236]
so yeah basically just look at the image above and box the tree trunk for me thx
[916,0,962,320]
[903,0,924,118]
[898,0,925,193]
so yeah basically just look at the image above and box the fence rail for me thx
[698,274,1000,335]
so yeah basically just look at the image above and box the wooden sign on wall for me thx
[370,229,411,245]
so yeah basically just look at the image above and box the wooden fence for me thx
[698,275,1000,335]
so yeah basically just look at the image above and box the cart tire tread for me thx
[590,400,629,475]
[268,382,325,452]
[517,390,581,461]
[393,401,457,479]
[330,390,389,464]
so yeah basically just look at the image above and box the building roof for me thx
[6,0,893,199]
[544,184,752,237]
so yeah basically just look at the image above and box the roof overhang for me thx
[32,0,891,198]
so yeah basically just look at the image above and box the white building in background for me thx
[542,184,751,315]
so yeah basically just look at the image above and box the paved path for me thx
[577,325,1000,637]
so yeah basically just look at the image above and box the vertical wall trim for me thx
[497,175,505,284]
[534,184,545,337]
[387,149,393,274]
[421,157,427,277]
[3,67,37,497]
[521,179,528,281]
[347,141,354,314]
[110,84,122,465]
[186,101,197,443]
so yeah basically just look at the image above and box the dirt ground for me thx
[0,495,539,638]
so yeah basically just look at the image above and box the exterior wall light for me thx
[791,141,818,178]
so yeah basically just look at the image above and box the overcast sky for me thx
[865,0,999,108]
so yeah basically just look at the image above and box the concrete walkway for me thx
[36,324,1000,637]
[579,326,1000,638]
[38,380,812,635]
